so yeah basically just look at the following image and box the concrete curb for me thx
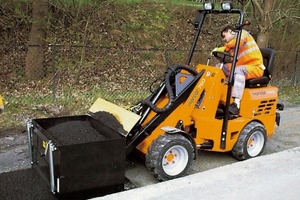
[94,147,300,200]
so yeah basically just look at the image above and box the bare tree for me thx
[249,0,274,47]
[245,0,300,48]
[25,0,48,79]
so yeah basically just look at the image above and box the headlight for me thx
[221,1,233,11]
[203,2,215,11]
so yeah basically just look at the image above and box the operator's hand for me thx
[211,46,225,54]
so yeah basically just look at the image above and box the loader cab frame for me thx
[186,7,245,149]
[127,5,250,153]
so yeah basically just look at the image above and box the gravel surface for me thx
[0,131,30,173]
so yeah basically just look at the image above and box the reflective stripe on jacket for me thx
[224,30,264,79]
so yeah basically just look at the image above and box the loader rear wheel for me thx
[232,121,267,161]
[145,134,194,181]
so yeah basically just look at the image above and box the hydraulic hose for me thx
[142,64,198,113]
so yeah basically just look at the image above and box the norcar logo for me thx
[252,91,266,96]
[188,89,199,106]
[188,79,205,106]
[252,90,276,96]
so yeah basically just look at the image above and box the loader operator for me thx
[215,25,265,115]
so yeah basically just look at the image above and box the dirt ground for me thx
[0,102,300,189]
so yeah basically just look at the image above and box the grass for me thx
[278,85,300,104]
[0,89,150,132]
[1,84,298,132]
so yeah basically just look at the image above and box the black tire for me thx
[232,121,267,161]
[145,134,194,181]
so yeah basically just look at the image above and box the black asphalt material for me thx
[0,168,118,200]
[0,168,57,200]
[47,120,106,145]
[90,111,126,134]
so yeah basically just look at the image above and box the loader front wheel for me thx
[232,121,267,161]
[145,134,194,181]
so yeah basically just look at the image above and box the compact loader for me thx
[26,2,283,197]
[89,5,283,181]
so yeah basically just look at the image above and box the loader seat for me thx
[245,48,275,88]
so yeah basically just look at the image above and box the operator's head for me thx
[221,25,236,43]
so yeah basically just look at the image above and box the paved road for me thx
[0,104,299,199]
[124,104,300,188]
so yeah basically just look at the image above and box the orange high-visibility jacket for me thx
[224,30,265,79]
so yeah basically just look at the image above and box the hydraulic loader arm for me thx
[125,68,205,155]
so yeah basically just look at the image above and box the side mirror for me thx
[235,20,251,30]
[187,19,199,29]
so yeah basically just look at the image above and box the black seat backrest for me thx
[260,47,275,79]
[245,48,275,88]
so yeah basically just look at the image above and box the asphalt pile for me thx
[90,111,126,134]
[47,120,107,145]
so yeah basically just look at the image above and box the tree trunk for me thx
[25,0,48,79]
[252,0,274,48]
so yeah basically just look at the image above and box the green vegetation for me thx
[0,0,299,132]
[279,86,300,104]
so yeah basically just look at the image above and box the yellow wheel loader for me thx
[90,4,284,181]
